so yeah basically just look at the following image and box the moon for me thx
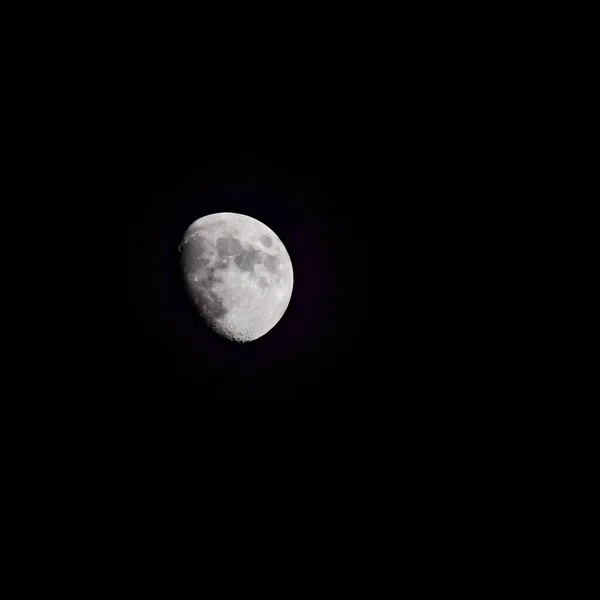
[179,212,294,342]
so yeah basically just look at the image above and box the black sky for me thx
[79,90,462,409]
[120,138,378,407]
[52,44,488,444]
[10,17,516,559]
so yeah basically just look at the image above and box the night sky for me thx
[16,21,507,557]
[130,157,362,381]
[68,62,482,446]
[115,128,384,420]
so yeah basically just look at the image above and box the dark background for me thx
[50,103,500,544]
[119,130,392,412]
[7,15,535,574]
[66,79,477,437]
[127,150,369,391]
[24,17,501,425]
[29,24,505,471]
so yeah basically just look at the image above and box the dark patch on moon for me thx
[216,236,242,256]
[235,247,262,272]
[213,256,229,269]
[264,254,279,272]
[188,235,209,250]
[198,290,227,320]
[182,236,210,270]
[187,265,228,320]
[257,276,269,288]
[201,272,214,287]
[260,234,272,248]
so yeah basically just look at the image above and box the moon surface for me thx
[180,212,294,342]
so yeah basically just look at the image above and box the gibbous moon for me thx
[179,212,294,342]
